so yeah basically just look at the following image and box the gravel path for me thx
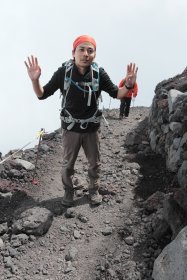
[1,107,169,280]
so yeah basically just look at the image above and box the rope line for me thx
[0,141,35,165]
[0,129,49,165]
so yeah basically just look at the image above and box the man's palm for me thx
[25,56,41,81]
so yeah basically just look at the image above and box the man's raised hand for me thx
[125,63,138,88]
[24,55,41,81]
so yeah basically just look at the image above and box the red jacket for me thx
[119,79,138,98]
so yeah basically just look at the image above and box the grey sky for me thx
[1,0,187,155]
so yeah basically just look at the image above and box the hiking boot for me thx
[119,115,123,120]
[61,190,74,207]
[89,189,102,205]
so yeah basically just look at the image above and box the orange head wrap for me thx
[73,35,96,50]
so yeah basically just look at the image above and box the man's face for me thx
[72,42,96,69]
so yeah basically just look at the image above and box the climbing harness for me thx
[61,110,102,131]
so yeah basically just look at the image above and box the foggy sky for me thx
[1,0,187,155]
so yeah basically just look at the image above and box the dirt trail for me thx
[1,107,165,280]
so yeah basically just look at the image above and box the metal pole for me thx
[32,128,44,185]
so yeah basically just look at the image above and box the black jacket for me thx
[39,62,118,132]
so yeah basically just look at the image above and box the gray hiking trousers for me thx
[61,130,100,191]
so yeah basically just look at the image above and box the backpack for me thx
[60,59,102,130]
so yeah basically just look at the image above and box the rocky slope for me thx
[0,107,176,280]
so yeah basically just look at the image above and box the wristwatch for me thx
[124,83,133,90]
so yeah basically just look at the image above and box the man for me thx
[25,35,138,207]
[119,79,138,119]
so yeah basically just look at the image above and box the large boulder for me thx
[152,226,187,280]
[12,207,53,236]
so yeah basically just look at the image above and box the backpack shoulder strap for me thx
[64,59,74,91]
[61,59,74,109]
[91,62,99,92]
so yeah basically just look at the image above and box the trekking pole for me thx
[32,128,45,185]
[100,105,109,130]
[132,97,135,110]
[108,97,111,110]
[102,114,110,130]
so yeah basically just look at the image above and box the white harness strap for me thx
[86,83,92,106]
